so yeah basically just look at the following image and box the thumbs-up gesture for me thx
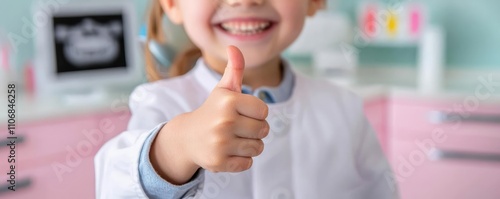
[152,46,269,184]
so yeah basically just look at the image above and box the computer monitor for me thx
[35,1,141,98]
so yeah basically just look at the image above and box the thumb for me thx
[217,45,245,92]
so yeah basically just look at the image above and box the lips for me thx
[216,19,275,36]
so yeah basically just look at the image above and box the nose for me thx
[224,0,263,7]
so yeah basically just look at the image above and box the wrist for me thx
[150,118,200,185]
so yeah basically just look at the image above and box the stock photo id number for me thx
[5,83,18,192]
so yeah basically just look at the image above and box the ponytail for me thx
[145,0,202,82]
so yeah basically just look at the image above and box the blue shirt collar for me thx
[200,59,294,104]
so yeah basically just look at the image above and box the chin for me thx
[238,48,281,69]
[243,55,276,69]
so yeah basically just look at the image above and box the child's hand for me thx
[151,46,269,185]
[186,45,269,172]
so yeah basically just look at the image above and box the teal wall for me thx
[1,0,499,70]
[332,0,500,68]
[0,0,150,71]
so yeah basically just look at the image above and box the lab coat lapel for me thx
[193,59,220,93]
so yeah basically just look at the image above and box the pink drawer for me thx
[390,139,500,199]
[0,156,95,199]
[364,98,389,153]
[389,98,500,141]
[0,111,130,169]
[365,98,388,127]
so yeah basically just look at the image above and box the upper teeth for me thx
[221,21,271,34]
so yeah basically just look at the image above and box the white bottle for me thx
[417,26,445,94]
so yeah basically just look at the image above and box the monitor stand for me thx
[59,87,110,106]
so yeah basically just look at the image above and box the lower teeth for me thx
[228,29,264,35]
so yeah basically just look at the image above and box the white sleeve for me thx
[94,85,168,198]
[330,85,400,199]
[352,100,400,199]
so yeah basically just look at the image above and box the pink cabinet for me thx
[2,94,498,198]
[389,97,500,199]
[1,157,96,199]
[364,97,389,154]
[391,139,500,199]
[0,110,130,198]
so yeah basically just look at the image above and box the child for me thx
[95,0,398,198]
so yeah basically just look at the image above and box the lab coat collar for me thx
[192,58,220,94]
[192,58,295,103]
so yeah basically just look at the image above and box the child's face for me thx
[163,0,324,68]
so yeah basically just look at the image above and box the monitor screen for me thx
[52,14,127,74]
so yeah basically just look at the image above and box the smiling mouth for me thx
[217,20,274,36]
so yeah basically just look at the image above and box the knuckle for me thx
[213,118,236,134]
[253,100,269,119]
[261,104,269,118]
[206,155,225,169]
[225,160,240,171]
[260,122,270,138]
[219,93,237,107]
[239,140,262,157]
[238,140,252,153]
[230,158,251,172]
[245,158,253,170]
[220,118,236,128]
[255,140,265,156]
[210,134,230,147]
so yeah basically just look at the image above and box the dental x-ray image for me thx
[53,14,127,74]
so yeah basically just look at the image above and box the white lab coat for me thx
[95,60,399,199]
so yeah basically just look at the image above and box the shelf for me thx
[354,39,420,48]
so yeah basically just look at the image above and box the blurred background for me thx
[3,0,500,71]
[0,0,499,198]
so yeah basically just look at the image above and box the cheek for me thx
[278,2,308,46]
[179,3,217,49]
[183,20,209,47]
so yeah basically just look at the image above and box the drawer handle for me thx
[0,178,32,194]
[429,111,500,124]
[0,135,25,149]
[429,148,500,163]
